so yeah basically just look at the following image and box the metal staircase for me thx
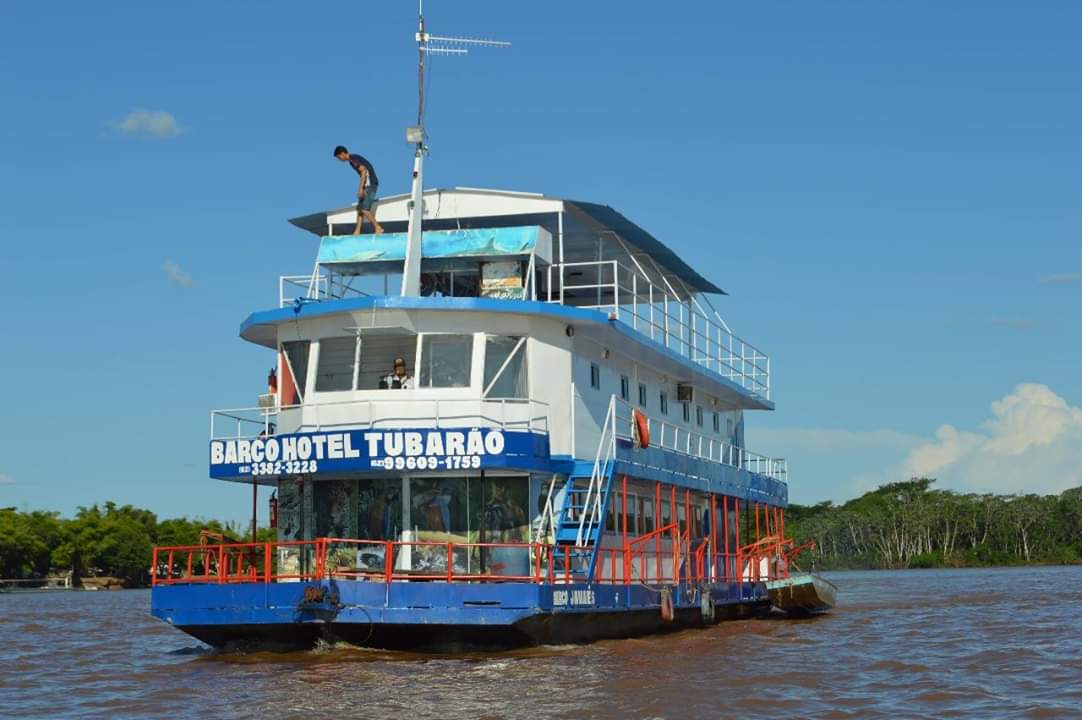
[553,396,618,583]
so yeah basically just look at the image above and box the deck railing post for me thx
[447,543,454,582]
[264,543,272,583]
[384,541,393,583]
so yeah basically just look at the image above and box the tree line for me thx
[0,502,269,587]
[3,480,1080,586]
[786,479,1082,569]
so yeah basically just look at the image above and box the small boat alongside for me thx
[767,573,838,614]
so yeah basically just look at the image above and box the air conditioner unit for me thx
[676,384,693,403]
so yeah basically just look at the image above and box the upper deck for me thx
[283,188,772,403]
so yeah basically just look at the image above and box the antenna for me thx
[400,2,510,297]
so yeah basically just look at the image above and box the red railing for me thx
[152,534,812,587]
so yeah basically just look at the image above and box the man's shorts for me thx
[358,185,378,211]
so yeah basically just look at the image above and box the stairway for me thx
[553,459,616,582]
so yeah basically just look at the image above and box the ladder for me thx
[553,396,618,583]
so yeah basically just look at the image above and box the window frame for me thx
[590,363,601,390]
[417,332,475,389]
[638,383,648,408]
[619,374,630,401]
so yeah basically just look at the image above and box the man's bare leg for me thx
[353,210,365,235]
[363,209,384,234]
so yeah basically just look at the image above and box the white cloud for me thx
[0,474,13,485]
[164,260,195,288]
[113,108,184,138]
[900,384,1082,494]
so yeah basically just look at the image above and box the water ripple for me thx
[1,567,1080,719]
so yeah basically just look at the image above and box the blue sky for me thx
[1,0,1080,522]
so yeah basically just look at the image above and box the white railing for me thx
[611,397,787,483]
[576,395,617,546]
[545,261,770,401]
[210,397,550,440]
[279,271,370,308]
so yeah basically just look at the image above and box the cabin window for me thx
[619,375,630,401]
[590,363,601,390]
[696,405,704,427]
[660,499,671,529]
[712,412,720,434]
[626,493,639,535]
[359,331,418,389]
[659,391,669,415]
[682,402,690,423]
[640,498,655,534]
[280,340,310,404]
[315,336,358,392]
[638,383,648,408]
[418,334,473,388]
[727,418,735,443]
[606,498,617,532]
[483,335,528,398]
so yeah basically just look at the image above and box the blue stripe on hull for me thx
[151,580,771,650]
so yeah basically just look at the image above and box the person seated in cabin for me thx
[333,144,385,235]
[379,356,413,389]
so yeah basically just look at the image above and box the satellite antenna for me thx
[400,0,510,297]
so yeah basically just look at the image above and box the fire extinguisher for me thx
[269,491,278,529]
[268,367,278,395]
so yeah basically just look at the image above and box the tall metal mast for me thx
[400,1,509,297]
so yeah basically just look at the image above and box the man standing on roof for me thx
[334,145,384,235]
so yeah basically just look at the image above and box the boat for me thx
[148,6,814,651]
[767,573,838,614]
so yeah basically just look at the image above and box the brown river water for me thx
[1,567,1080,719]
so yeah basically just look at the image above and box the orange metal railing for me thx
[152,534,811,587]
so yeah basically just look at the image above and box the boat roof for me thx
[288,187,727,296]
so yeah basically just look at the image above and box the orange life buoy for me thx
[633,409,650,449]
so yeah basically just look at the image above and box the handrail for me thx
[545,260,771,401]
[210,396,551,440]
[611,397,788,483]
[576,395,616,546]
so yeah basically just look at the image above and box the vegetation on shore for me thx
[787,479,1082,569]
[3,479,1080,586]
[0,503,270,587]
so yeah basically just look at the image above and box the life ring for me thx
[633,409,650,449]
[660,587,674,622]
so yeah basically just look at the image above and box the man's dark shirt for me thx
[348,153,379,188]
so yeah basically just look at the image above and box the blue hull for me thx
[151,580,771,651]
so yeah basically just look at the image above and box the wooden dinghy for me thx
[766,573,838,614]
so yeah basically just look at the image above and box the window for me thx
[358,331,418,389]
[696,405,704,427]
[727,418,734,441]
[620,375,630,401]
[315,336,357,392]
[640,498,655,534]
[660,499,671,529]
[590,363,601,390]
[483,336,527,397]
[626,494,638,535]
[280,340,310,403]
[638,383,648,408]
[418,334,473,388]
[682,402,690,423]
[712,412,720,434]
[659,391,669,416]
